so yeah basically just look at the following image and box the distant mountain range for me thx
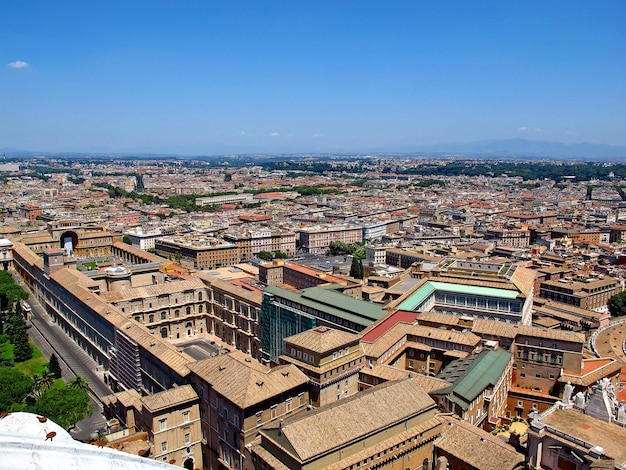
[2,139,626,160]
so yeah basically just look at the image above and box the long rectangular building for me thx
[261,284,387,364]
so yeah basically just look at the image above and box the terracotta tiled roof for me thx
[435,416,524,470]
[264,379,437,462]
[284,327,359,353]
[187,352,307,409]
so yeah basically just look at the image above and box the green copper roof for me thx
[397,280,519,311]
[433,349,512,408]
[264,284,387,328]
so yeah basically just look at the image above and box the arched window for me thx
[148,314,154,323]
[174,309,180,318]
[161,312,166,320]
[198,292,203,301]
[186,306,191,315]
[161,327,168,338]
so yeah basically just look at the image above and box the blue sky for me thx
[2,1,625,154]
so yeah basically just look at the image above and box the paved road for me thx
[16,274,111,441]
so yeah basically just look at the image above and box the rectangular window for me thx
[286,398,293,412]
[256,412,262,427]
[159,419,167,431]
[161,441,167,452]
[184,433,190,444]
[182,411,190,422]
[270,405,277,419]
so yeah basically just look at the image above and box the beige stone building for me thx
[155,235,239,270]
[223,229,296,260]
[187,351,309,470]
[359,318,481,377]
[511,326,585,395]
[103,385,203,469]
[99,277,209,341]
[538,275,620,312]
[297,224,362,254]
[248,378,442,470]
[279,326,363,407]
[198,272,263,360]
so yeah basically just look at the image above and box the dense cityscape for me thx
[1,154,626,469]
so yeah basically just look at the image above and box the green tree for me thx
[32,367,55,397]
[328,240,350,256]
[273,251,289,259]
[0,367,32,412]
[34,386,92,430]
[5,308,32,362]
[122,235,132,245]
[258,251,274,261]
[0,271,28,312]
[13,326,33,362]
[69,375,90,393]
[608,291,626,317]
[3,310,21,343]
[350,256,364,280]
[48,354,62,378]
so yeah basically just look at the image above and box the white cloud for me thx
[269,132,279,137]
[518,126,542,133]
[312,133,323,138]
[8,61,29,69]
[240,131,247,135]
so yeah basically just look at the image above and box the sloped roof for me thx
[141,384,198,413]
[99,278,206,302]
[262,378,436,462]
[284,326,359,353]
[435,417,524,470]
[49,267,194,378]
[434,349,512,408]
[364,365,452,392]
[264,285,386,328]
[187,352,307,409]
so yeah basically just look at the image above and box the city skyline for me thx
[2,1,625,154]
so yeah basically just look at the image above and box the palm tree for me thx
[69,375,89,393]
[32,367,54,397]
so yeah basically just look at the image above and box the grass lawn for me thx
[0,339,14,361]
[14,339,49,377]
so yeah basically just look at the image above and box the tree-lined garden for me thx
[0,271,92,430]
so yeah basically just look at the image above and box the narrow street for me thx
[16,274,111,441]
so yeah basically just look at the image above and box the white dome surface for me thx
[0,412,72,441]
[0,412,178,469]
